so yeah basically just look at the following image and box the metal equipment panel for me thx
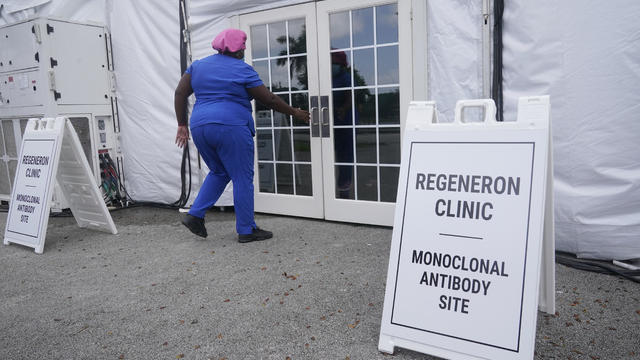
[0,21,40,73]
[47,20,110,105]
[0,70,43,107]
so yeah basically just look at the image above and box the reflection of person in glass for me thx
[331,51,355,199]
[174,29,309,242]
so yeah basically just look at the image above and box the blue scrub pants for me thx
[188,123,257,235]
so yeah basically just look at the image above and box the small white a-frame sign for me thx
[4,117,117,254]
[378,96,555,359]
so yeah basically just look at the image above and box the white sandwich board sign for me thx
[379,97,554,359]
[4,117,117,254]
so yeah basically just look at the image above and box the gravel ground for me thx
[0,207,638,360]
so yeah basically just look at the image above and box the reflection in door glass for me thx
[276,163,294,194]
[330,3,400,203]
[288,19,307,54]
[250,18,312,196]
[329,12,350,49]
[380,166,399,202]
[268,21,287,57]
[355,88,375,125]
[355,128,376,164]
[259,163,275,193]
[357,165,377,201]
[352,48,375,86]
[376,4,399,44]
[378,87,400,124]
[352,7,374,47]
[250,24,268,58]
[257,130,273,161]
[295,164,312,196]
[377,46,399,84]
[273,94,290,126]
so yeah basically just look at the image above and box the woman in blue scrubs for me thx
[174,29,309,243]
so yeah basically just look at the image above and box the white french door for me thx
[240,0,410,226]
[240,3,324,219]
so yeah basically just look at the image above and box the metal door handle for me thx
[320,96,330,138]
[320,107,329,126]
[310,96,320,137]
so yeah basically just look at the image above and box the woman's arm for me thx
[247,85,310,122]
[174,73,193,148]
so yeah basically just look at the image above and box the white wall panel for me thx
[503,0,640,260]
[0,0,106,26]
[109,0,183,203]
[426,0,483,123]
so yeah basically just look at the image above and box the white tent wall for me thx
[426,0,484,123]
[502,0,640,260]
[0,0,187,204]
[108,1,186,204]
[0,0,106,25]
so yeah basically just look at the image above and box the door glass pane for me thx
[334,128,354,163]
[291,93,309,126]
[257,130,273,161]
[251,18,312,196]
[250,24,268,58]
[255,101,272,128]
[376,4,398,44]
[328,3,400,203]
[377,46,399,84]
[273,94,290,126]
[378,87,400,124]
[290,55,308,90]
[380,166,400,202]
[356,128,376,163]
[295,164,312,196]
[274,129,292,161]
[379,127,400,164]
[357,165,377,201]
[331,50,352,88]
[355,88,375,125]
[332,90,353,125]
[253,60,269,87]
[335,165,354,199]
[271,58,289,92]
[293,129,311,162]
[276,163,294,194]
[268,21,287,57]
[288,19,306,54]
[329,12,350,49]
[352,8,374,47]
[259,163,275,193]
[352,48,374,86]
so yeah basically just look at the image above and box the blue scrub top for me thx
[186,54,263,133]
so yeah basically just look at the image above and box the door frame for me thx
[235,0,413,226]
[238,3,325,219]
[316,0,413,226]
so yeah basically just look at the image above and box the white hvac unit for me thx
[0,17,124,209]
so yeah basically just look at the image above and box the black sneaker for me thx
[181,214,207,238]
[238,227,273,243]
